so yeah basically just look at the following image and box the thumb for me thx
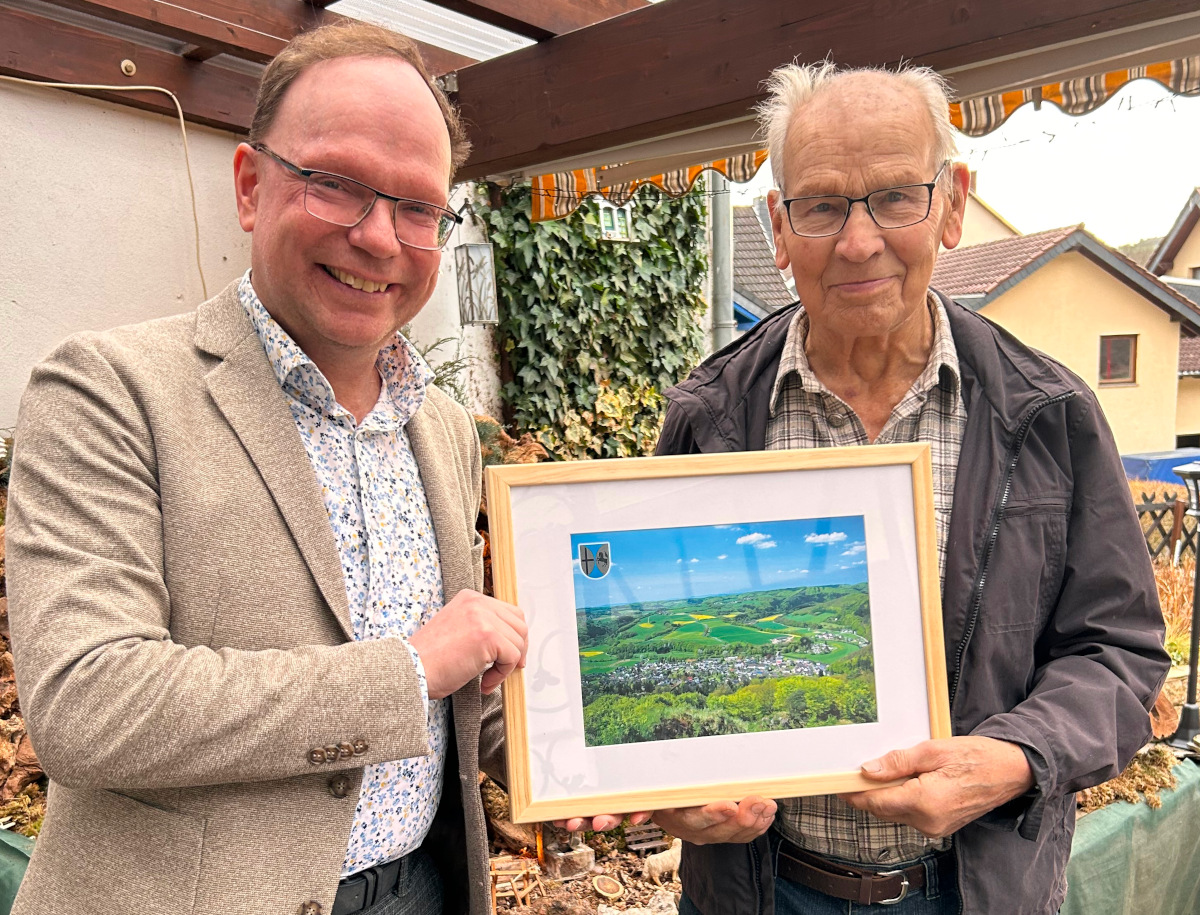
[860,742,933,780]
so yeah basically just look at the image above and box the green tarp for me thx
[0,829,33,914]
[1062,758,1200,915]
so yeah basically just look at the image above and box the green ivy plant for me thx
[478,184,708,460]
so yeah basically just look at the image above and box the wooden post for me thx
[1171,497,1187,558]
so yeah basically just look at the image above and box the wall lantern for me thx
[1171,461,1200,750]
[597,197,634,242]
[454,203,499,326]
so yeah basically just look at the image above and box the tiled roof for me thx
[1181,336,1200,376]
[931,226,1079,297]
[733,206,792,310]
[1167,279,1200,308]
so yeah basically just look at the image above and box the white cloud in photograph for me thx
[841,542,867,556]
[736,532,777,550]
[806,531,847,544]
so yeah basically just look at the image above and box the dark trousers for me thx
[356,849,444,915]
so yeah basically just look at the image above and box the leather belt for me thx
[774,837,956,907]
[333,857,404,915]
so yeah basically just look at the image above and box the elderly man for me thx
[7,21,524,915]
[648,62,1169,913]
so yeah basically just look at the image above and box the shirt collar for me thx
[769,290,962,418]
[237,270,433,427]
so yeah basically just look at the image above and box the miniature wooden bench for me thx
[624,822,669,856]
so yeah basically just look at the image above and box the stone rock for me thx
[543,844,596,881]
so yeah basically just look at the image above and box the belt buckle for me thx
[874,870,909,905]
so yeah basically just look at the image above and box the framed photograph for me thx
[485,444,950,823]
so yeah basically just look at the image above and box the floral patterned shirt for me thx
[238,272,449,876]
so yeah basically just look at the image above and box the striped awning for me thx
[951,56,1200,136]
[527,57,1200,222]
[530,150,768,222]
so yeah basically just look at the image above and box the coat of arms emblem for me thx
[578,542,612,579]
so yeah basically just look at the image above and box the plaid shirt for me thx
[767,293,965,867]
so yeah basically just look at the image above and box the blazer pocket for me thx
[22,784,204,915]
[979,497,1070,633]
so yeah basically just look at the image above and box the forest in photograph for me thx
[571,517,878,748]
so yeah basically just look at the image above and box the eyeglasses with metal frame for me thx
[780,161,950,238]
[252,144,462,251]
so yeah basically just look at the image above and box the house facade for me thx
[933,226,1200,454]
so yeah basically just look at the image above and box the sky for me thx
[570,516,868,611]
[731,78,1200,248]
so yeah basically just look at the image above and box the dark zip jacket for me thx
[656,293,1170,915]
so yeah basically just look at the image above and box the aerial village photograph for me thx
[571,517,876,747]
[1,1,1200,914]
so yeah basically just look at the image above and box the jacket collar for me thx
[665,291,1078,449]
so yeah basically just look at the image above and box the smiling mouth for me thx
[323,265,391,294]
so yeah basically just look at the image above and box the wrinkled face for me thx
[768,73,966,342]
[233,55,452,362]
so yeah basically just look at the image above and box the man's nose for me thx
[835,201,885,261]
[349,197,404,257]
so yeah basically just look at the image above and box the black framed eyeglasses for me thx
[780,161,949,238]
[253,144,462,251]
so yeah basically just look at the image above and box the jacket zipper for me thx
[750,838,764,915]
[947,389,1073,915]
[948,391,1075,709]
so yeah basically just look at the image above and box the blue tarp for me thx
[1120,449,1200,484]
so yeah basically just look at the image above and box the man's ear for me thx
[940,162,970,251]
[232,142,261,233]
[768,189,792,271]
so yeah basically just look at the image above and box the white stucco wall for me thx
[0,81,500,430]
[0,81,250,432]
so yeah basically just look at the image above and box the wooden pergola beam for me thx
[0,5,257,132]
[453,0,1199,180]
[420,0,649,42]
[38,0,476,73]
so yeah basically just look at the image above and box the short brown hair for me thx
[248,19,471,178]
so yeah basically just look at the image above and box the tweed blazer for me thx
[6,282,503,915]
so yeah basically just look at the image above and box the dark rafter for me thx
[452,0,1198,180]
[420,0,648,42]
[0,4,258,132]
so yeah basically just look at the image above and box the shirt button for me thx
[296,903,322,915]
[338,742,354,759]
[328,774,352,799]
[876,848,893,863]
[829,412,846,427]
[352,738,369,755]
[323,745,340,763]
[307,748,325,765]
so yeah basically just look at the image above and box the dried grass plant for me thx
[1154,556,1194,667]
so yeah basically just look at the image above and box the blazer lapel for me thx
[407,401,473,602]
[197,288,354,640]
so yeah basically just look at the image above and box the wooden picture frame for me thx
[486,444,950,824]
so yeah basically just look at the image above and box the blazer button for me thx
[323,745,340,763]
[337,742,354,759]
[307,748,325,765]
[296,902,322,915]
[352,739,369,755]
[329,774,352,799]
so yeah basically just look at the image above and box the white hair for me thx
[757,60,958,194]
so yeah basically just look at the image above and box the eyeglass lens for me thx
[787,185,933,237]
[302,172,455,250]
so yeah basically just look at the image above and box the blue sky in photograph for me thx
[570,516,867,611]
